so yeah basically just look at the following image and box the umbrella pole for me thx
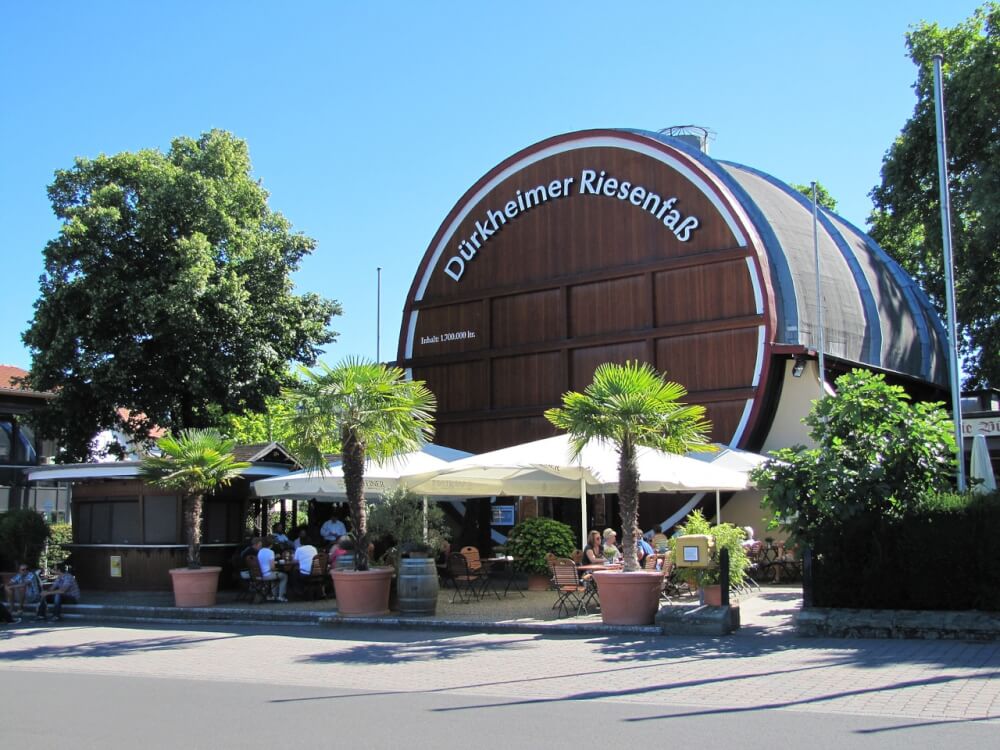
[715,489,721,524]
[580,477,587,550]
[422,497,428,542]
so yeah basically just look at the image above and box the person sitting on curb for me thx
[257,535,288,602]
[5,562,42,616]
[36,563,80,622]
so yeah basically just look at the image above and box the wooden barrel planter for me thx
[397,557,439,616]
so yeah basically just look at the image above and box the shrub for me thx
[669,510,750,587]
[367,488,450,567]
[505,517,576,575]
[0,509,51,569]
[809,491,1000,610]
[41,523,73,573]
[752,369,956,546]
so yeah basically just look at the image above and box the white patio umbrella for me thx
[251,443,471,499]
[404,434,750,548]
[970,433,997,495]
[686,444,770,521]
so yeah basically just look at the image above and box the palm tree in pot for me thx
[282,358,436,614]
[139,429,249,606]
[545,361,713,623]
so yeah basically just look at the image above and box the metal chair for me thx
[302,554,330,600]
[447,553,488,603]
[246,555,278,603]
[548,557,589,617]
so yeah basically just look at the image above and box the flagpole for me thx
[932,54,966,491]
[376,266,382,363]
[811,182,826,396]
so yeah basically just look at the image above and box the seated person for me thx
[291,535,318,595]
[582,530,603,564]
[320,510,348,547]
[257,536,288,602]
[741,526,757,547]
[635,529,655,564]
[292,527,310,549]
[36,563,80,622]
[329,535,355,567]
[271,523,291,550]
[5,562,42,616]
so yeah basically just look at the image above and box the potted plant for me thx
[504,516,576,591]
[602,544,619,565]
[368,487,450,615]
[670,510,751,606]
[139,429,250,607]
[282,358,436,616]
[546,360,714,624]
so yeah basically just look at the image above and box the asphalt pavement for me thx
[1,612,997,749]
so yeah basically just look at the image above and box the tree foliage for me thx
[545,361,714,572]
[751,369,957,546]
[280,359,437,571]
[0,509,51,569]
[23,130,341,460]
[790,181,838,212]
[869,3,1000,387]
[139,428,250,568]
[367,488,451,569]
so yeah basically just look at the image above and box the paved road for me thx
[1,619,997,748]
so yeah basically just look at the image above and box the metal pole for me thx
[715,489,721,523]
[376,266,382,362]
[720,547,730,608]
[812,182,826,396]
[932,54,966,491]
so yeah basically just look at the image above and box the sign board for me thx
[491,506,515,526]
[110,555,122,578]
[674,534,713,568]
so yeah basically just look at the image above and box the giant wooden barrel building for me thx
[397,128,949,528]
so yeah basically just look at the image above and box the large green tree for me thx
[23,130,340,460]
[545,361,714,572]
[790,182,838,212]
[869,3,1000,387]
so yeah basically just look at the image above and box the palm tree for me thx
[139,429,250,569]
[545,361,714,572]
[282,358,437,571]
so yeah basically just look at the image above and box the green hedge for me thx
[811,492,1000,611]
[41,523,73,573]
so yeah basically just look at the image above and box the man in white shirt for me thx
[257,536,288,602]
[320,510,347,546]
[291,537,319,597]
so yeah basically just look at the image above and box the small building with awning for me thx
[26,442,300,590]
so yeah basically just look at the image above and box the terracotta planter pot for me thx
[330,567,393,616]
[701,584,723,607]
[526,573,551,591]
[169,566,221,608]
[591,570,663,625]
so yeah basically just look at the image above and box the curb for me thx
[796,607,1000,641]
[56,603,665,637]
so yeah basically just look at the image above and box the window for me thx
[73,499,140,544]
[143,495,180,544]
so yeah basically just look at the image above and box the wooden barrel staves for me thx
[397,557,439,616]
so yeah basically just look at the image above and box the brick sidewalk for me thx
[2,609,998,723]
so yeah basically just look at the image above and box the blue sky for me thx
[1,1,976,371]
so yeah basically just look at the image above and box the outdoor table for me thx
[483,556,525,598]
